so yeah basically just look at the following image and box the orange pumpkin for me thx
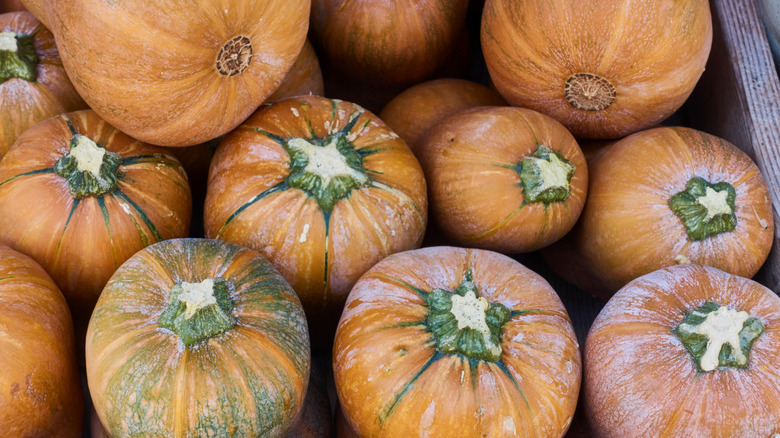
[0,245,83,437]
[481,0,712,139]
[379,78,506,156]
[204,95,427,346]
[419,106,587,253]
[334,246,581,437]
[575,126,774,298]
[89,354,331,438]
[0,110,192,331]
[310,0,469,87]
[0,11,86,158]
[585,264,780,437]
[87,238,311,437]
[267,39,325,103]
[45,0,310,146]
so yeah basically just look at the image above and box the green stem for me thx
[158,278,235,346]
[53,134,121,198]
[674,301,764,372]
[283,128,370,212]
[518,145,575,205]
[669,177,737,241]
[0,32,38,83]
[426,269,511,362]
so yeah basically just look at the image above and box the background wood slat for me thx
[688,0,780,293]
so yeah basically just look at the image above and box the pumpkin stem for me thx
[518,145,576,204]
[669,177,737,241]
[564,73,616,111]
[158,278,235,346]
[283,122,370,212]
[674,302,764,372]
[427,270,511,362]
[54,134,121,198]
[216,35,253,76]
[0,31,38,83]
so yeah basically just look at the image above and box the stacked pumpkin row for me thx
[0,0,778,437]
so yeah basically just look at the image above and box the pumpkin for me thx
[86,238,310,437]
[333,246,581,437]
[44,0,310,146]
[379,78,506,156]
[267,39,325,103]
[0,109,192,334]
[0,11,86,159]
[89,354,329,438]
[204,95,427,346]
[419,106,587,253]
[584,264,780,437]
[310,0,469,87]
[481,0,712,139]
[0,0,26,13]
[0,245,83,437]
[575,126,774,298]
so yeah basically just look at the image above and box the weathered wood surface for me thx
[688,0,780,293]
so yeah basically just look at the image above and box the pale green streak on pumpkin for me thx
[378,350,444,427]
[113,188,164,242]
[96,196,119,268]
[120,154,189,193]
[54,198,81,255]
[0,168,54,189]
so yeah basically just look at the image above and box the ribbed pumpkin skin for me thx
[311,0,468,86]
[204,95,427,345]
[577,127,774,297]
[0,12,86,158]
[46,0,310,146]
[419,106,588,253]
[86,238,311,438]
[0,110,192,326]
[379,78,506,155]
[481,0,712,139]
[267,40,324,103]
[334,247,581,438]
[585,264,780,437]
[0,245,83,437]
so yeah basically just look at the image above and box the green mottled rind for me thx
[0,33,37,82]
[426,271,511,362]
[54,134,121,198]
[674,301,764,372]
[158,278,235,346]
[88,238,310,438]
[669,177,737,241]
[518,145,575,204]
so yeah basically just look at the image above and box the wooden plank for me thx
[687,0,780,292]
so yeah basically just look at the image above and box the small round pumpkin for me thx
[0,110,192,329]
[419,106,587,253]
[576,126,774,298]
[481,0,712,139]
[0,11,86,158]
[45,0,310,146]
[585,264,780,437]
[334,246,581,437]
[379,78,506,155]
[204,95,427,345]
[0,245,83,437]
[310,0,469,87]
[86,238,311,437]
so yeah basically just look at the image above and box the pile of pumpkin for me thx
[1,0,778,437]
